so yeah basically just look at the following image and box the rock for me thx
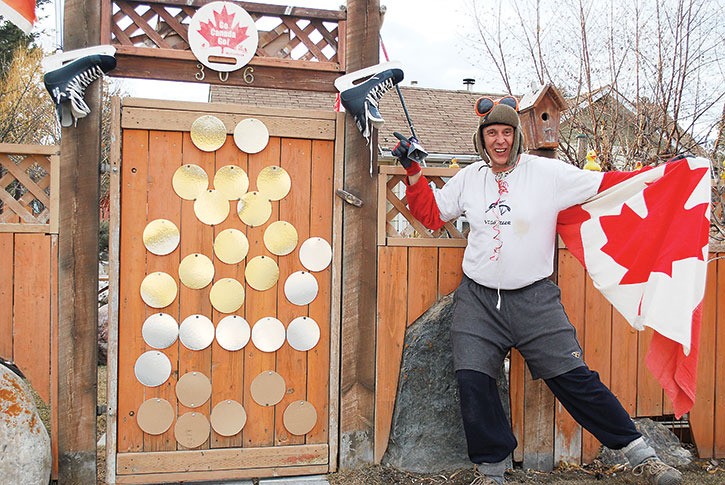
[382,294,512,473]
[98,303,108,365]
[0,365,51,484]
[598,418,692,467]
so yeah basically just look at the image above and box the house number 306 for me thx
[195,64,254,84]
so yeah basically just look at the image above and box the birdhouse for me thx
[518,83,568,151]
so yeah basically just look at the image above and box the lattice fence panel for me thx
[0,152,54,228]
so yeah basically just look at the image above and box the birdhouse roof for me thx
[519,83,567,113]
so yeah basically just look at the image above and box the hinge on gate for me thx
[336,189,363,207]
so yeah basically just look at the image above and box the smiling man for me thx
[392,98,683,485]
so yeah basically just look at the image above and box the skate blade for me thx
[334,61,403,92]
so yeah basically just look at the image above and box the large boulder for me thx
[598,417,692,467]
[0,364,52,484]
[382,294,512,473]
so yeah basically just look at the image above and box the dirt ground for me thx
[94,366,725,484]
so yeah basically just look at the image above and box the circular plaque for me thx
[251,317,286,352]
[179,314,215,351]
[299,237,332,272]
[214,165,249,200]
[211,400,247,437]
[214,228,249,264]
[283,400,317,436]
[172,164,208,200]
[263,221,298,256]
[140,272,178,309]
[237,191,272,227]
[284,271,318,306]
[286,316,320,352]
[234,118,269,154]
[250,370,286,406]
[176,371,212,408]
[216,315,251,351]
[190,115,227,152]
[244,255,279,291]
[142,313,179,349]
[194,189,230,226]
[257,166,291,201]
[178,253,215,289]
[134,351,172,387]
[175,412,210,449]
[137,398,174,435]
[209,278,245,313]
[143,219,180,255]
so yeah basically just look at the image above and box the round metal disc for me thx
[172,164,209,200]
[214,228,249,265]
[214,165,249,200]
[233,118,270,154]
[140,272,178,309]
[209,278,245,314]
[283,400,317,436]
[176,371,212,408]
[194,189,230,226]
[257,166,291,201]
[250,370,286,406]
[286,316,320,352]
[137,398,174,435]
[237,191,272,227]
[263,221,298,256]
[134,350,172,387]
[190,115,227,152]
[142,313,179,349]
[143,219,180,255]
[299,237,332,272]
[216,315,251,351]
[178,253,215,289]
[284,271,318,306]
[245,255,279,291]
[211,400,247,437]
[179,314,215,351]
[251,317,286,352]
[174,412,210,449]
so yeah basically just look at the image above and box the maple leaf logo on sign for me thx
[189,1,259,73]
[197,5,250,53]
[599,163,710,284]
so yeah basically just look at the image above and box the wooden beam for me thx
[339,0,382,469]
[57,1,101,482]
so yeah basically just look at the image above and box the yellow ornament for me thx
[583,150,601,171]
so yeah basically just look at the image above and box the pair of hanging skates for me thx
[43,54,116,127]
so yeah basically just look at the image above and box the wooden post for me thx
[57,1,101,482]
[339,0,382,469]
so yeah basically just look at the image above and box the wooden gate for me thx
[107,98,342,483]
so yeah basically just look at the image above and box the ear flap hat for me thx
[472,103,525,167]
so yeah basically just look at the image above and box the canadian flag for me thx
[557,156,711,418]
[0,0,36,34]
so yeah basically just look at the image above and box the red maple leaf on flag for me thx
[197,5,250,53]
[599,163,709,284]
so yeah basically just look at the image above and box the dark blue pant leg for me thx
[544,365,641,450]
[456,369,517,464]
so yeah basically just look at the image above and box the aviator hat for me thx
[472,103,525,167]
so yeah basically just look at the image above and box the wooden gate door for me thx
[107,98,341,484]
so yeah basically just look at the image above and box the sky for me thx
[36,0,483,101]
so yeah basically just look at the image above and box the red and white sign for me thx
[188,1,258,73]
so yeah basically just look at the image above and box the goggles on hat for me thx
[474,95,519,117]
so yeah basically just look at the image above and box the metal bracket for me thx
[336,189,363,207]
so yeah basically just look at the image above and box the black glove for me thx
[392,132,421,175]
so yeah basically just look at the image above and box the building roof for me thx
[211,84,503,158]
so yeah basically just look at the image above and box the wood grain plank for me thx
[374,246,408,463]
[0,233,13,358]
[714,255,725,457]
[437,247,465,297]
[275,137,312,446]
[510,349,525,463]
[610,309,638,415]
[555,250,584,464]
[117,129,150,452]
[689,261,717,458]
[242,137,281,448]
[307,139,334,446]
[523,367,555,471]
[406,247,438,326]
[635,328,662,417]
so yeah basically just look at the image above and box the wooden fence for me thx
[0,143,60,478]
[375,166,725,466]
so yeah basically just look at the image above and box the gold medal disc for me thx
[172,164,208,200]
[263,221,298,256]
[214,165,249,200]
[237,191,272,227]
[143,219,180,255]
[140,272,178,308]
[257,165,291,201]
[214,228,249,264]
[178,253,215,289]
[190,115,227,152]
[209,278,245,314]
[194,189,230,226]
[245,255,279,291]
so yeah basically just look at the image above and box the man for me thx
[392,98,683,485]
